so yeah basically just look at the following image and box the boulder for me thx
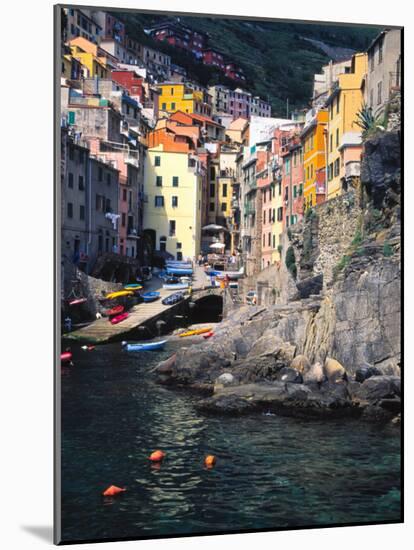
[216,372,236,386]
[196,394,255,415]
[303,362,325,385]
[324,357,347,383]
[277,367,303,384]
[355,365,383,383]
[352,375,400,402]
[290,354,311,373]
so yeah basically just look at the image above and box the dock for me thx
[63,266,222,344]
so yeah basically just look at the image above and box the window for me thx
[170,87,174,95]
[268,233,271,246]
[79,205,85,220]
[377,81,382,105]
[293,185,297,198]
[379,39,383,64]
[172,196,178,207]
[221,202,226,212]
[172,176,179,187]
[330,134,333,152]
[156,176,163,187]
[328,163,333,181]
[155,196,164,207]
[160,237,167,252]
[210,166,216,180]
[162,102,166,110]
[284,158,290,175]
[369,54,374,72]
[263,210,266,224]
[67,202,73,218]
[177,251,183,261]
[106,173,111,186]
[176,242,182,249]
[334,158,340,177]
[122,188,127,201]
[68,173,74,188]
[336,128,339,147]
[171,102,176,110]
[122,213,126,227]
[336,96,340,114]
[209,202,215,212]
[169,220,176,236]
[78,175,84,190]
[277,207,283,221]
[273,235,276,248]
[98,167,103,182]
[263,234,266,246]
[210,183,215,197]
[222,183,227,197]
[370,89,374,108]
[299,183,303,196]
[69,145,74,160]
[155,156,161,166]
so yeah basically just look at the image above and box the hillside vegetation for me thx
[113,11,381,116]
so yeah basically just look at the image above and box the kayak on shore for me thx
[110,312,129,325]
[179,327,212,338]
[105,290,134,300]
[162,292,185,306]
[142,291,160,303]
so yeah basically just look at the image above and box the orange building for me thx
[301,109,329,208]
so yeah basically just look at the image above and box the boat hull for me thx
[125,340,167,352]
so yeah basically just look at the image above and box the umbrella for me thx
[209,242,226,249]
[202,224,228,232]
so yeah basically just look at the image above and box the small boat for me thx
[180,276,192,284]
[166,267,193,276]
[105,290,134,299]
[142,291,160,303]
[163,282,189,290]
[68,298,87,306]
[107,305,124,316]
[203,331,214,339]
[207,267,244,280]
[123,340,167,352]
[61,351,72,363]
[179,327,212,338]
[162,292,185,305]
[123,284,142,291]
[110,312,129,325]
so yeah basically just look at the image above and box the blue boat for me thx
[142,291,160,303]
[123,340,167,352]
[162,291,185,305]
[166,267,193,276]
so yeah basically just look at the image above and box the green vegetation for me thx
[351,229,363,247]
[355,103,387,138]
[333,254,350,279]
[113,11,380,116]
[285,246,297,279]
[356,247,367,256]
[383,242,394,257]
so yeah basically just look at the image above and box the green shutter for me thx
[68,111,75,124]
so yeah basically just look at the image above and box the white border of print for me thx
[1,0,411,549]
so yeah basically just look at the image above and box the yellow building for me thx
[325,53,367,198]
[69,48,109,79]
[157,83,212,116]
[302,109,329,209]
[143,146,202,261]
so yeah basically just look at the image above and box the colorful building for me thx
[111,70,145,102]
[256,146,273,269]
[280,129,304,228]
[325,53,367,199]
[147,21,208,59]
[144,129,203,261]
[203,48,225,70]
[64,7,102,44]
[157,83,212,116]
[301,109,329,209]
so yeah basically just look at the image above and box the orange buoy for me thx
[102,485,126,497]
[149,450,166,462]
[204,455,216,468]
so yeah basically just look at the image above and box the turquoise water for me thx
[60,341,401,543]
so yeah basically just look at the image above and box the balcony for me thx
[127,228,141,239]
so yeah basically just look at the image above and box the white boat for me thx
[163,282,189,290]
[208,266,244,280]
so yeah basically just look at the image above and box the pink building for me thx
[202,49,225,70]
[280,128,305,228]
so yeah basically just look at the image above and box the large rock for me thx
[276,367,303,384]
[355,365,382,383]
[324,357,347,383]
[290,354,310,373]
[303,362,324,385]
[351,375,401,402]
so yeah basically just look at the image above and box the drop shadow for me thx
[21,525,54,543]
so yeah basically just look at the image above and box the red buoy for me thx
[204,455,216,468]
[149,450,166,462]
[102,485,126,497]
[60,351,72,363]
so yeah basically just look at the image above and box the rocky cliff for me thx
[155,130,401,422]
